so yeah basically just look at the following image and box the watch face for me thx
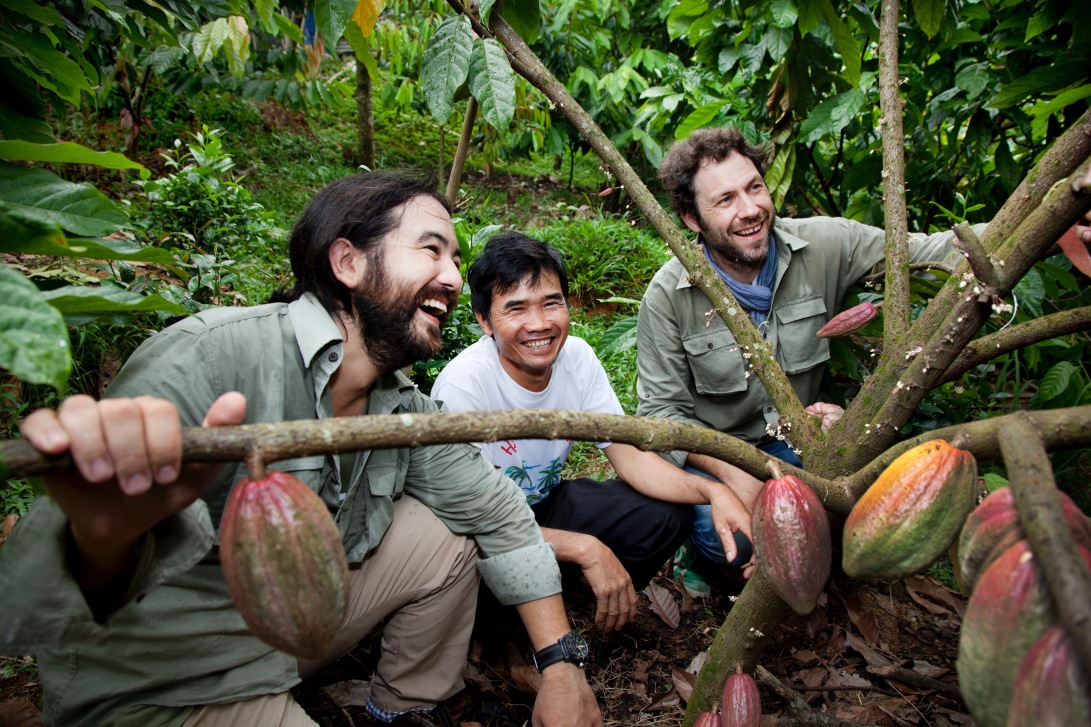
[561,632,589,664]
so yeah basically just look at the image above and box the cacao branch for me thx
[951,222,998,290]
[877,0,911,350]
[861,260,957,283]
[471,3,820,448]
[997,413,1091,680]
[939,306,1091,384]
[445,96,477,203]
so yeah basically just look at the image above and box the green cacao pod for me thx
[722,671,761,727]
[843,439,977,579]
[695,711,722,727]
[220,470,350,660]
[1008,625,1091,727]
[957,486,1091,594]
[957,540,1091,727]
[816,302,878,338]
[752,474,832,615]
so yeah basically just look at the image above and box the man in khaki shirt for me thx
[5,173,602,727]
[638,126,975,576]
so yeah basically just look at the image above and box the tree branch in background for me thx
[445,96,477,203]
[939,307,1091,384]
[861,260,957,284]
[877,0,911,350]
[952,222,997,289]
[803,143,841,217]
[998,414,1091,679]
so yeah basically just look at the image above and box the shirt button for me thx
[707,342,713,349]
[328,352,338,362]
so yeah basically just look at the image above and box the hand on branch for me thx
[804,402,845,433]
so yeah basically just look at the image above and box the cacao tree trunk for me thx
[355,57,375,169]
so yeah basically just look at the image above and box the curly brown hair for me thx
[658,127,772,223]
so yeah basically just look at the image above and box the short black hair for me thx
[274,172,450,314]
[468,231,569,322]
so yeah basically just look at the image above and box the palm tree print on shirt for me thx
[536,457,564,496]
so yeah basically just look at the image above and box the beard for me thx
[701,212,774,266]
[351,257,457,374]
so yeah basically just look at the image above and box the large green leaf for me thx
[913,0,945,39]
[1035,361,1076,403]
[468,39,515,131]
[596,315,638,358]
[820,0,861,86]
[343,21,379,81]
[989,61,1090,109]
[421,15,474,125]
[0,141,144,171]
[955,62,990,101]
[798,0,822,36]
[0,162,127,237]
[192,17,230,64]
[798,85,870,143]
[42,285,189,325]
[314,0,357,45]
[675,102,723,140]
[501,0,541,44]
[0,266,71,391]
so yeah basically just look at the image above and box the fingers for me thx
[593,579,636,630]
[203,392,246,428]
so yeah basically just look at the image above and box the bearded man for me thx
[2,173,601,727]
[637,126,980,580]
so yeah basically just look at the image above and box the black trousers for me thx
[530,477,693,590]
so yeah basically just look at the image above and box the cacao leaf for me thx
[468,39,516,131]
[672,665,695,703]
[819,0,860,86]
[1035,361,1076,403]
[1057,224,1091,278]
[0,266,71,391]
[675,102,725,141]
[500,0,541,44]
[192,18,230,65]
[913,0,945,39]
[595,315,638,358]
[643,583,680,629]
[420,15,474,125]
[0,163,127,237]
[351,0,383,36]
[799,85,870,144]
[314,0,357,46]
[42,285,188,326]
[0,141,143,171]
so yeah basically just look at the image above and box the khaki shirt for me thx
[636,216,977,466]
[0,294,559,727]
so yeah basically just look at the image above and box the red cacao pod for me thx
[220,470,350,660]
[751,474,832,615]
[694,711,722,727]
[722,671,761,727]
[1008,625,1091,727]
[957,486,1091,594]
[816,302,878,338]
[957,540,1091,727]
[843,440,977,579]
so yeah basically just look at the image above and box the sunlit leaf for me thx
[0,140,143,171]
[675,102,723,140]
[0,163,127,237]
[314,0,357,44]
[989,61,1089,109]
[0,266,71,391]
[596,315,638,358]
[42,285,188,325]
[352,0,384,36]
[192,18,229,65]
[913,0,945,39]
[421,15,474,125]
[468,38,516,131]
[820,0,861,86]
[798,86,869,143]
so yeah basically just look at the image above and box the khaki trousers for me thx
[183,496,480,726]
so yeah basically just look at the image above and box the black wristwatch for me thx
[532,630,589,671]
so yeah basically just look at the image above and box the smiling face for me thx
[351,195,462,372]
[682,152,776,282]
[476,271,570,392]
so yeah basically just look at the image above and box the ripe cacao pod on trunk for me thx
[843,439,977,579]
[722,671,761,727]
[694,711,722,727]
[956,486,1091,593]
[751,474,832,615]
[220,470,350,660]
[816,302,878,338]
[957,540,1091,727]
[1007,624,1091,727]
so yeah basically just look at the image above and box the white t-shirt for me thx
[432,335,624,504]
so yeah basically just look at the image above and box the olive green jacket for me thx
[0,294,559,727]
[636,216,979,466]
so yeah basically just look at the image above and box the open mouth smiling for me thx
[521,337,554,351]
[735,222,763,237]
[419,297,450,322]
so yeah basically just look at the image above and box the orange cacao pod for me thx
[752,474,832,615]
[694,711,722,727]
[1008,624,1091,727]
[220,470,350,660]
[722,671,761,727]
[843,439,977,579]
[957,486,1091,594]
[816,302,878,338]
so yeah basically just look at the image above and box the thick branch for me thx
[997,414,1091,680]
[877,0,911,350]
[951,222,997,289]
[476,7,820,447]
[446,96,477,203]
[939,306,1091,384]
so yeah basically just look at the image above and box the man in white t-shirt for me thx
[432,232,755,630]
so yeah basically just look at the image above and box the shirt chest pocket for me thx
[363,449,409,498]
[775,296,831,373]
[682,330,748,396]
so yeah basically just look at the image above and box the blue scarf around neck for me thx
[701,234,779,327]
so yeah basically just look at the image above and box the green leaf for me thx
[479,0,497,23]
[1035,361,1076,402]
[718,46,742,74]
[913,0,945,39]
[761,26,793,60]
[0,266,71,391]
[989,61,1089,109]
[765,144,797,207]
[42,285,189,325]
[955,62,989,100]
[0,163,127,237]
[343,19,379,80]
[994,138,1021,194]
[770,0,798,28]
[596,315,638,358]
[798,86,868,143]
[191,18,228,64]
[820,0,861,86]
[421,15,474,125]
[798,0,822,36]
[314,0,357,45]
[468,39,516,131]
[675,102,723,140]
[2,26,94,105]
[501,0,541,45]
[1013,266,1044,318]
[1027,83,1091,125]
[273,13,305,43]
[981,472,1008,492]
[4,0,66,26]
[0,141,144,171]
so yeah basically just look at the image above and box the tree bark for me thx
[355,57,375,169]
[446,97,478,204]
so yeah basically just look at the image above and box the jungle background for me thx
[1,0,1089,725]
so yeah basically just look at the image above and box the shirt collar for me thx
[288,292,344,367]
[674,222,807,289]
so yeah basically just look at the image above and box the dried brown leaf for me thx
[642,688,681,712]
[643,583,681,629]
[905,575,965,618]
[798,666,828,688]
[826,668,873,689]
[672,666,696,704]
[510,665,542,695]
[843,631,896,669]
[839,592,881,645]
[790,649,820,666]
